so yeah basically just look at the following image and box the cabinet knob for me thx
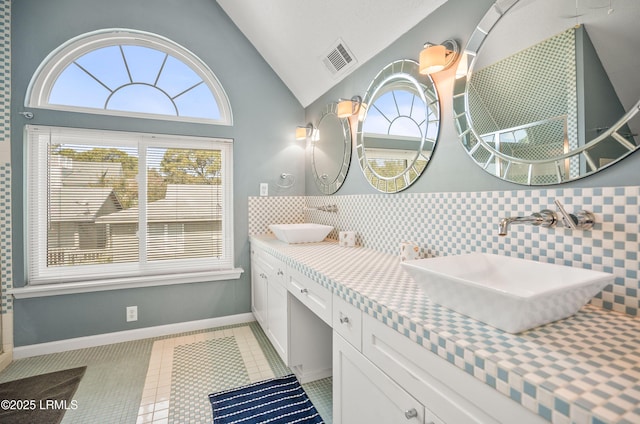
[260,273,267,279]
[339,316,350,324]
[300,288,309,294]
[404,408,418,420]
[277,269,284,276]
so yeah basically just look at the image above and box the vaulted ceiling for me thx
[216,0,448,107]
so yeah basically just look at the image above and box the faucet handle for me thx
[554,200,595,230]
[554,200,577,229]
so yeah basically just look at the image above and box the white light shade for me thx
[295,126,308,140]
[337,100,355,118]
[419,44,446,75]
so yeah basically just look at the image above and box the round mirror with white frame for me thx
[311,103,352,194]
[453,0,640,185]
[357,59,440,193]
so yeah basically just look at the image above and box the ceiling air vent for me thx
[322,39,357,77]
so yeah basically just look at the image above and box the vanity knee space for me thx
[250,241,332,384]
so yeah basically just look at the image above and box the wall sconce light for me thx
[419,39,459,75]
[337,96,362,118]
[295,123,314,140]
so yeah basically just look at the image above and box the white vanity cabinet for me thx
[250,245,289,363]
[333,313,548,424]
[333,332,433,424]
[251,238,597,424]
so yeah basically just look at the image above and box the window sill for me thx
[10,268,244,299]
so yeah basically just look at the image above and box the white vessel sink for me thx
[268,223,333,244]
[401,253,614,333]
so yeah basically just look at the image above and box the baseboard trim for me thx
[13,312,256,359]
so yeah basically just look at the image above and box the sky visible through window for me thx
[49,45,221,120]
[363,89,438,140]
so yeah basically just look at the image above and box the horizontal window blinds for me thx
[26,125,234,285]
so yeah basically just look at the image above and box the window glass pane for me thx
[394,90,415,118]
[362,105,389,135]
[28,126,233,284]
[371,92,398,125]
[121,45,166,85]
[107,84,177,115]
[174,83,221,120]
[32,31,232,124]
[75,46,130,90]
[146,147,223,261]
[49,65,110,108]
[157,55,203,98]
[388,116,422,139]
[48,142,139,268]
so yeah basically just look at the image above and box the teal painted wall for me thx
[11,0,640,346]
[11,0,305,346]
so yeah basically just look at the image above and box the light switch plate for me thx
[260,183,268,196]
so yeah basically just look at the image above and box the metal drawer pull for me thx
[277,269,284,276]
[300,288,309,294]
[404,409,418,419]
[259,273,267,279]
[339,316,350,324]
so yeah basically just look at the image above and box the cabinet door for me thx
[333,333,425,424]
[267,277,288,363]
[251,255,268,327]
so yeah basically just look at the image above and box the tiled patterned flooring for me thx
[0,321,332,424]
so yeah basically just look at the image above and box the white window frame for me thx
[22,125,239,296]
[25,28,233,126]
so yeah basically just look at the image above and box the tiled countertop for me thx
[250,235,640,424]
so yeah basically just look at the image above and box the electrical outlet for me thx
[126,306,138,322]
[260,183,268,196]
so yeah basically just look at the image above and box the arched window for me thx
[21,30,240,294]
[26,29,232,125]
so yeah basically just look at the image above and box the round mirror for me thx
[357,59,440,193]
[312,103,352,194]
[453,0,640,185]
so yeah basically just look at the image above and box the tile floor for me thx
[0,321,332,424]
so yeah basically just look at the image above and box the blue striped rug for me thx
[209,374,324,423]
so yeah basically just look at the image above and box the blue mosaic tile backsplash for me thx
[250,186,640,317]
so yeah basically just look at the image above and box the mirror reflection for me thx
[357,60,440,193]
[311,103,351,194]
[453,0,640,185]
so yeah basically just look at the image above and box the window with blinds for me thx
[26,125,234,285]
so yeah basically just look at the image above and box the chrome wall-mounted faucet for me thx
[305,204,338,213]
[498,201,595,236]
[498,209,557,236]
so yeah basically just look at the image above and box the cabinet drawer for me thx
[288,267,332,325]
[333,294,362,351]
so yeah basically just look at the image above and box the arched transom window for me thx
[27,29,232,125]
